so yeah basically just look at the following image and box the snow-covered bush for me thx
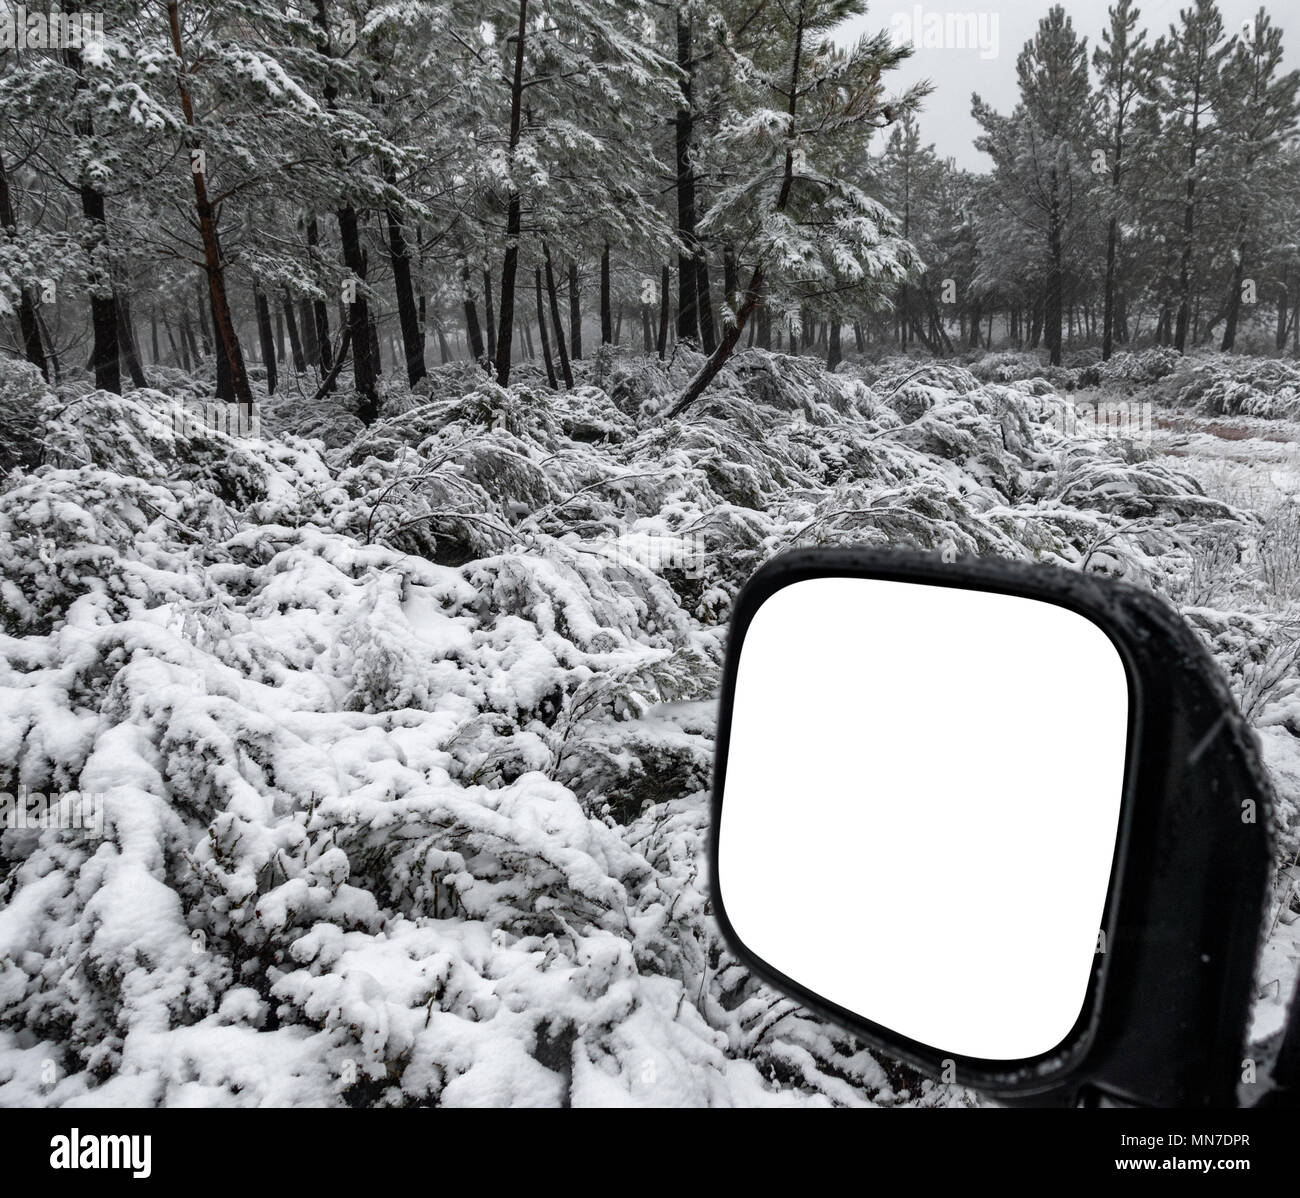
[1165,355,1300,420]
[0,349,1294,1107]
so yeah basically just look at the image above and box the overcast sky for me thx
[833,1,1298,170]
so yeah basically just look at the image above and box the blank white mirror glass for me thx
[717,576,1129,1062]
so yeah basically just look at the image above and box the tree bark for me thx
[337,203,379,420]
[283,292,306,373]
[167,2,252,411]
[656,263,670,359]
[568,259,581,358]
[386,201,427,385]
[600,244,612,344]
[116,293,147,387]
[461,261,485,364]
[534,265,557,388]
[543,241,573,388]
[1221,237,1248,352]
[827,321,841,371]
[493,0,529,384]
[482,268,496,364]
[66,50,119,392]
[675,9,700,344]
[254,287,277,394]
[0,148,48,378]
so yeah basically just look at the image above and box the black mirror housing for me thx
[710,548,1273,1107]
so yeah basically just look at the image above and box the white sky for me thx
[833,1,1299,171]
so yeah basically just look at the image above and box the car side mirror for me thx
[710,548,1274,1108]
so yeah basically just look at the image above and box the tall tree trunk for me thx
[542,242,573,388]
[0,148,48,378]
[337,203,378,420]
[116,294,147,387]
[461,262,485,364]
[641,300,653,352]
[66,51,119,393]
[179,307,199,369]
[482,268,496,363]
[305,220,331,372]
[568,260,581,358]
[1045,171,1064,367]
[1175,85,1203,352]
[283,292,306,373]
[386,202,427,385]
[1221,237,1248,352]
[600,245,612,344]
[827,321,841,371]
[675,9,700,344]
[255,287,277,394]
[494,0,529,384]
[163,313,184,369]
[534,265,557,388]
[696,250,717,352]
[656,264,670,359]
[1102,222,1119,360]
[722,245,738,327]
[166,2,251,411]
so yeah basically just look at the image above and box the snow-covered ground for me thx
[0,346,1296,1106]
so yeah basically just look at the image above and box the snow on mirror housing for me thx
[711,549,1274,1108]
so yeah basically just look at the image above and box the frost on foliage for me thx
[0,348,1294,1107]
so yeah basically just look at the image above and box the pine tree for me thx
[1215,9,1300,351]
[1094,0,1157,360]
[668,0,923,415]
[973,6,1095,367]
[1156,0,1231,352]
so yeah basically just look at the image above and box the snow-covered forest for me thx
[1,0,1299,1106]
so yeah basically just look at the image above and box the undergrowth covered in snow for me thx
[0,348,1297,1106]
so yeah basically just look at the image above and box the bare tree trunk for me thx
[568,260,581,358]
[66,50,119,392]
[601,245,612,344]
[543,242,573,388]
[482,268,497,364]
[656,264,670,359]
[117,294,147,388]
[283,292,306,373]
[494,0,529,384]
[167,1,251,412]
[462,262,485,364]
[255,287,278,394]
[675,9,700,345]
[827,321,841,371]
[386,200,427,385]
[535,265,557,388]
[0,148,48,378]
[1221,237,1248,352]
